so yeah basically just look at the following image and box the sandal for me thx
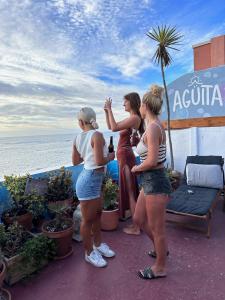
[148,250,169,258]
[138,267,166,280]
[123,227,141,235]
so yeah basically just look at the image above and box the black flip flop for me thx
[138,267,167,280]
[148,250,169,258]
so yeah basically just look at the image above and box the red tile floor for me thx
[9,198,225,300]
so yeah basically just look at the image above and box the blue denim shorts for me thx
[76,169,105,201]
[140,168,172,195]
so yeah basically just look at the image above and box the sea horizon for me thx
[0,131,120,180]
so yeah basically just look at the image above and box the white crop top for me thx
[136,123,166,164]
[74,130,108,170]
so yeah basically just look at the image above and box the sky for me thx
[0,0,225,137]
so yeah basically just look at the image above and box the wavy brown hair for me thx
[124,92,145,136]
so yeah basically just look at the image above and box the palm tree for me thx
[147,25,183,170]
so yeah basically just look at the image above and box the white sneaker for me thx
[85,249,107,268]
[94,243,116,258]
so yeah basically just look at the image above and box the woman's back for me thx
[74,130,107,170]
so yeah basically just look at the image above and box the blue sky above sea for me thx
[0,0,225,137]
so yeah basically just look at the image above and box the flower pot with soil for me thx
[101,178,119,231]
[42,204,73,259]
[2,175,46,231]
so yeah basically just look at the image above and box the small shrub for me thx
[103,178,118,211]
[45,167,73,202]
[21,235,56,268]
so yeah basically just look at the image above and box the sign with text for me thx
[161,65,225,120]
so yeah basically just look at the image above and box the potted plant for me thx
[45,167,74,210]
[0,223,55,285]
[42,204,73,259]
[28,193,46,232]
[23,177,48,231]
[101,178,119,231]
[2,174,33,230]
[2,175,46,231]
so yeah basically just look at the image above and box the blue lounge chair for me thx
[166,155,225,238]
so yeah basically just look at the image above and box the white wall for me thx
[166,126,225,173]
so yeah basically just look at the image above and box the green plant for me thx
[46,203,72,232]
[21,235,56,268]
[3,174,46,220]
[103,178,118,211]
[0,223,31,258]
[147,25,183,170]
[3,174,29,216]
[45,167,73,202]
[26,193,46,220]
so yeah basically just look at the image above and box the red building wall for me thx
[193,35,225,71]
[193,43,211,71]
[211,35,225,67]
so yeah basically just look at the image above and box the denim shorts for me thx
[140,168,172,195]
[76,168,105,201]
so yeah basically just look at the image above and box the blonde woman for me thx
[72,107,115,268]
[131,85,172,279]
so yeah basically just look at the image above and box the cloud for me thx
[1,0,225,136]
[0,0,154,136]
[103,37,156,77]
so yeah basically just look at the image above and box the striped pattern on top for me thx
[136,122,166,165]
[139,143,166,163]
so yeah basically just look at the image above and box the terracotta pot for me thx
[42,219,73,259]
[0,262,6,288]
[4,212,33,231]
[101,208,119,231]
[0,288,11,300]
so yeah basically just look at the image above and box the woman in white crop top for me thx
[131,85,172,280]
[72,107,115,268]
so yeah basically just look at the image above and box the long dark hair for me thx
[124,92,145,136]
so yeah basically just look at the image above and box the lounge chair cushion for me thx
[167,185,218,216]
[186,163,224,189]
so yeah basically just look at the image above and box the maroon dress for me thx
[117,129,139,219]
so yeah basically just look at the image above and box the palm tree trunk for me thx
[160,60,174,170]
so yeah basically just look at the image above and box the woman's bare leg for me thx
[80,198,102,255]
[92,197,102,247]
[123,165,140,234]
[145,194,168,275]
[133,189,154,243]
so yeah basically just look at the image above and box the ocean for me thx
[0,132,119,180]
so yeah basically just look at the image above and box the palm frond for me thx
[147,25,183,67]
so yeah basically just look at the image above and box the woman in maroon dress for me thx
[104,93,144,234]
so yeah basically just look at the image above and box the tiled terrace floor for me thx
[9,198,225,300]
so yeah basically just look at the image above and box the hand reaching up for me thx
[104,97,112,112]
